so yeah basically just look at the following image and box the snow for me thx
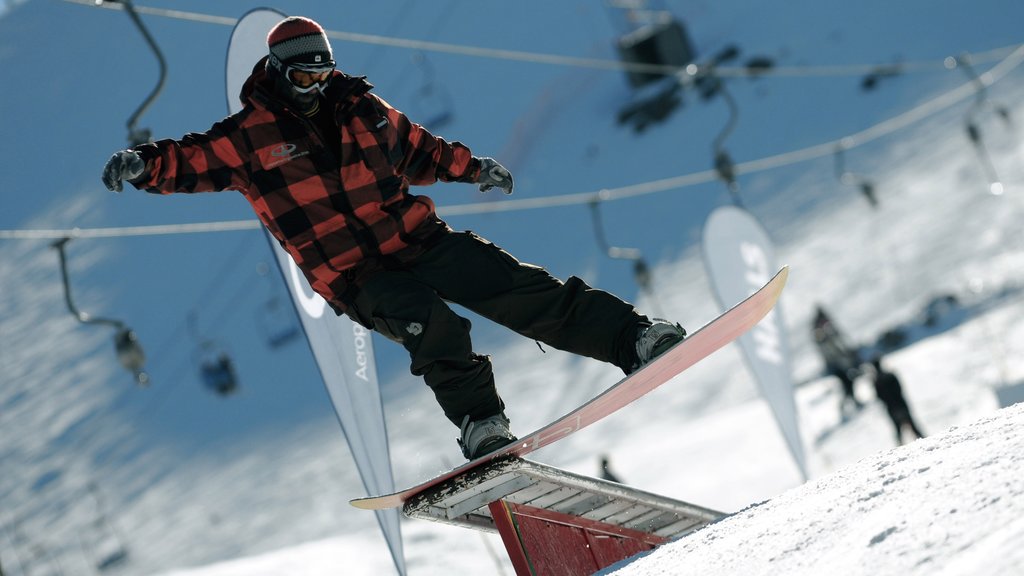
[599,403,1024,576]
[2,1,1024,575]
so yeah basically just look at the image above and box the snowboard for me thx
[350,266,789,511]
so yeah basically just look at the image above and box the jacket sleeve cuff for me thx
[464,156,483,183]
[129,144,160,188]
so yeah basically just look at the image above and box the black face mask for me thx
[272,72,321,115]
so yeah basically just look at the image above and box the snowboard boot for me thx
[632,320,687,373]
[458,413,517,460]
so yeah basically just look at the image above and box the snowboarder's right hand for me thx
[102,150,146,192]
[475,157,514,195]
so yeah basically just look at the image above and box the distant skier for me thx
[811,306,863,418]
[100,16,685,460]
[869,357,925,445]
[599,455,623,483]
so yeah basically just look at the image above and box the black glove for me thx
[476,157,513,195]
[102,150,146,192]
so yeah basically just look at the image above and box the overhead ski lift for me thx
[98,0,168,146]
[258,295,301,350]
[688,43,777,100]
[51,238,149,386]
[588,197,664,318]
[951,54,1014,195]
[860,62,904,92]
[693,44,778,208]
[611,4,694,132]
[610,1,775,132]
[83,483,130,572]
[834,142,879,208]
[187,312,239,396]
[706,50,743,207]
[410,51,455,131]
[611,3,695,89]
[610,7,768,201]
[255,261,301,350]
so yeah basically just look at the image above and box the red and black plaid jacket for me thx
[132,57,481,310]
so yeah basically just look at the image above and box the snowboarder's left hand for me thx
[102,150,146,192]
[475,157,513,195]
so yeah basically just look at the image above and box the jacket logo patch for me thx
[263,143,309,169]
[271,143,298,157]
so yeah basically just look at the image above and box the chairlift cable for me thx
[61,0,1020,80]
[2,45,1022,237]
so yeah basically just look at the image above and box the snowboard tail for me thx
[351,266,789,510]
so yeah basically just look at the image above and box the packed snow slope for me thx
[602,402,1024,576]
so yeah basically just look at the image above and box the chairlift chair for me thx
[51,237,149,386]
[200,353,239,396]
[257,294,301,349]
[188,312,239,396]
[410,52,455,131]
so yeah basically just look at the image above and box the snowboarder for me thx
[811,306,863,418]
[868,357,925,445]
[101,16,685,460]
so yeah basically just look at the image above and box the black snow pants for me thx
[344,230,646,427]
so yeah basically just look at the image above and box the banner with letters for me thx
[702,205,807,480]
[226,9,405,574]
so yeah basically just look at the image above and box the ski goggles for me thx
[285,62,335,93]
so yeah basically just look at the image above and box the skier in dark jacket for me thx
[101,16,685,460]
[599,455,623,483]
[811,306,863,417]
[869,357,925,445]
